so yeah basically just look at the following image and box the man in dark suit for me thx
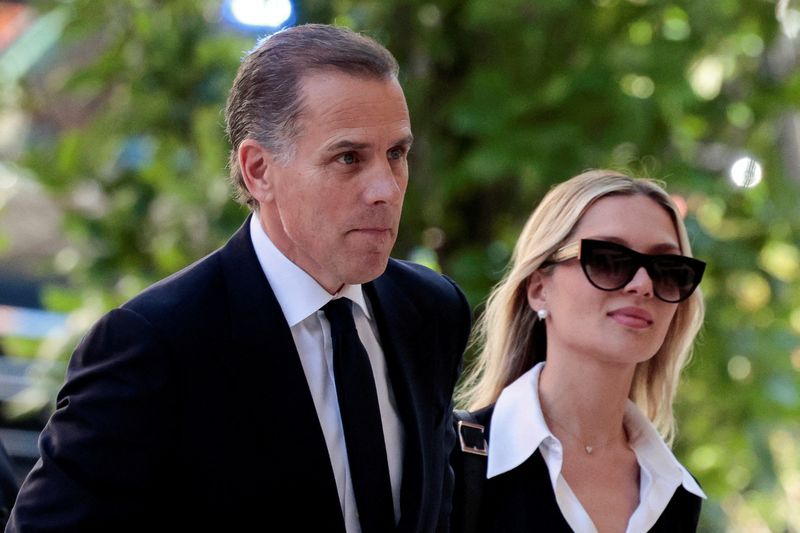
[8,24,470,532]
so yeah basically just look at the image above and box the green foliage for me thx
[2,0,799,529]
[18,0,250,299]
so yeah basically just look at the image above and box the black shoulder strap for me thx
[453,409,488,533]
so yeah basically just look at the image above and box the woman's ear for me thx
[526,270,547,311]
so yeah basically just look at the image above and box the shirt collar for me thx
[249,215,371,326]
[487,361,706,499]
[623,402,706,499]
[487,362,550,478]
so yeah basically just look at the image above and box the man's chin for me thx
[345,255,391,285]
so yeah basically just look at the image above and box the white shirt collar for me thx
[623,401,706,498]
[487,361,706,499]
[487,362,552,478]
[248,215,371,326]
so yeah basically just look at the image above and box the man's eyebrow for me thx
[394,134,414,148]
[324,134,414,153]
[324,140,371,153]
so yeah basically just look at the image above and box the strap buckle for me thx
[457,420,488,456]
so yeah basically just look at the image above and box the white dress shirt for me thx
[487,362,705,533]
[249,215,404,532]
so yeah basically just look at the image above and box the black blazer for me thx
[452,406,702,533]
[8,218,471,532]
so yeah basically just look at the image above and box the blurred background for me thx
[0,0,798,530]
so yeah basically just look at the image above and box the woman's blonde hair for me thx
[456,169,705,444]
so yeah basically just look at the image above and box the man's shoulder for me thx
[120,219,253,325]
[120,247,227,326]
[379,258,469,316]
[382,258,458,292]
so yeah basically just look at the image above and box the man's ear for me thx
[238,139,275,203]
[526,270,547,311]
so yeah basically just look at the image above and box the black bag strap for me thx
[453,409,488,533]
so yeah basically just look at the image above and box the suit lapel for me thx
[218,217,344,529]
[366,268,431,532]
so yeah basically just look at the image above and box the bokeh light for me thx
[727,271,771,311]
[728,355,752,381]
[777,0,800,39]
[620,73,655,99]
[689,55,725,100]
[729,157,763,188]
[221,0,294,31]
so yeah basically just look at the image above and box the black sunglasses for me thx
[547,239,706,303]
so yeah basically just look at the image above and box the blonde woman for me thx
[452,170,706,532]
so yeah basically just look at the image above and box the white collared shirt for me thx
[487,362,705,533]
[249,215,404,532]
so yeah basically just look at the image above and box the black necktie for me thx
[323,298,395,533]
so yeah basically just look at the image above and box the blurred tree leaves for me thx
[2,0,799,529]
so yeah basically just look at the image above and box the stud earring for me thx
[537,309,549,321]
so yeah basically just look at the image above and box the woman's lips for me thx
[608,307,654,328]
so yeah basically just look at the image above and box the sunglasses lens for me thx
[649,259,701,302]
[582,244,637,290]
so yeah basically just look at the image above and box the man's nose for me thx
[364,159,405,205]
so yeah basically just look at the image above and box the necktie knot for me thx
[322,298,355,337]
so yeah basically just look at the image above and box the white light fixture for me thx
[222,0,294,31]
[729,157,763,188]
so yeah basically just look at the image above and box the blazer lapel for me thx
[365,270,431,532]
[218,217,344,529]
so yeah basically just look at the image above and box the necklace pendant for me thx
[585,446,593,454]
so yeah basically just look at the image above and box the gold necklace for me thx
[545,415,623,455]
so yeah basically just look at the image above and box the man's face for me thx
[258,71,412,293]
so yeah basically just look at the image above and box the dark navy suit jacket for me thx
[8,218,471,532]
